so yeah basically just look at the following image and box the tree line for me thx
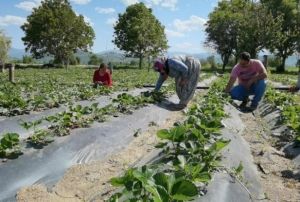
[0,0,299,71]
[205,0,300,72]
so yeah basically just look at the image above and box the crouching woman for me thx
[93,63,112,88]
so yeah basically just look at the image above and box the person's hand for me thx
[245,79,255,90]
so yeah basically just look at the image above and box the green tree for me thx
[205,0,239,72]
[261,0,300,72]
[69,54,78,65]
[113,3,168,69]
[236,2,281,59]
[206,55,217,70]
[22,55,33,64]
[0,31,11,72]
[88,54,103,65]
[21,0,95,67]
[76,56,81,65]
[205,0,280,71]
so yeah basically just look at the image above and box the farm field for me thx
[0,67,299,202]
[1,0,300,201]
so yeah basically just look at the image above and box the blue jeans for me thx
[230,80,266,107]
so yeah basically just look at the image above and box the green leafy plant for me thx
[108,77,231,201]
[109,166,198,202]
[0,133,22,158]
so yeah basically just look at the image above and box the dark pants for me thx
[230,80,266,107]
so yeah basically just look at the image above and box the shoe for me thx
[239,97,249,108]
[249,104,258,111]
[175,103,187,110]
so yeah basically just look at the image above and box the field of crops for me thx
[0,67,159,116]
[0,67,299,202]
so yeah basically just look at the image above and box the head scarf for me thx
[153,59,165,72]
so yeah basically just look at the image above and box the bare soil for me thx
[240,113,300,202]
[17,111,184,202]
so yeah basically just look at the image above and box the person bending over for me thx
[153,56,201,109]
[225,52,268,111]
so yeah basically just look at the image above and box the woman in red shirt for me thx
[93,63,112,88]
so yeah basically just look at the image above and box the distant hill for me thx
[8,48,299,66]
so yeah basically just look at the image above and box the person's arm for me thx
[155,74,167,91]
[247,61,268,87]
[225,65,238,93]
[107,72,112,86]
[93,71,97,83]
[225,77,237,93]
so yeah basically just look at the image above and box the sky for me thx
[0,0,220,54]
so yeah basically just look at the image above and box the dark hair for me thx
[99,63,106,69]
[239,52,251,61]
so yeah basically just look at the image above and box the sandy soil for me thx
[17,111,184,202]
[240,113,300,202]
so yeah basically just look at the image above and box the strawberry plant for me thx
[108,78,231,201]
[109,165,198,202]
[0,67,159,116]
[265,87,300,144]
[27,130,54,147]
[0,133,22,158]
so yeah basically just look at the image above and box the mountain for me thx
[8,48,299,66]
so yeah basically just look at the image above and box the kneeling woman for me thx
[154,56,201,109]
[93,63,112,87]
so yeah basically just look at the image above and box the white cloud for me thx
[161,0,177,10]
[106,17,117,25]
[70,0,91,5]
[95,7,116,14]
[0,15,26,26]
[165,29,184,37]
[145,0,178,10]
[173,15,206,32]
[15,0,41,11]
[121,0,139,6]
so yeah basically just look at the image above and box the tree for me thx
[0,31,11,72]
[205,0,239,72]
[22,55,33,64]
[206,55,217,70]
[88,54,103,65]
[261,0,300,72]
[21,0,95,67]
[76,56,81,65]
[113,3,168,69]
[205,0,281,71]
[236,2,281,59]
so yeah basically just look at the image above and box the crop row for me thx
[264,87,300,143]
[106,78,236,201]
[0,89,171,159]
[0,68,158,116]
[269,73,298,86]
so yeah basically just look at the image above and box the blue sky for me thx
[0,0,220,53]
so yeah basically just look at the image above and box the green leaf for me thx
[195,172,212,183]
[171,180,198,200]
[209,139,230,153]
[153,172,169,191]
[1,133,20,149]
[177,155,186,169]
[157,129,172,140]
[234,162,244,175]
[154,142,168,148]
[170,125,186,142]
